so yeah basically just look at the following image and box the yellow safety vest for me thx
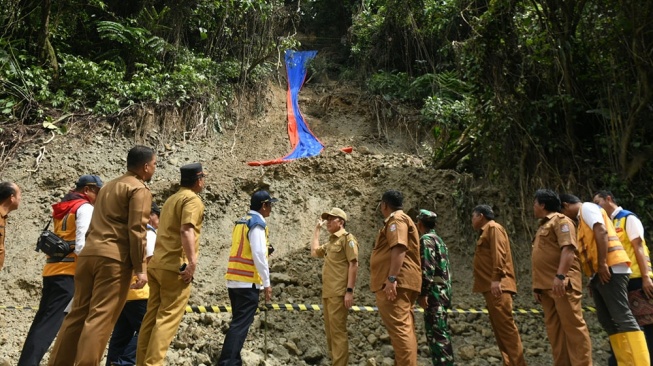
[613,210,652,279]
[577,205,630,276]
[225,215,269,284]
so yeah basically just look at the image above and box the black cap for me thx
[180,163,204,184]
[75,175,104,189]
[151,202,161,216]
[250,190,278,210]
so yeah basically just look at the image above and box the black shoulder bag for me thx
[35,218,74,260]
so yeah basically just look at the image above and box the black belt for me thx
[47,257,75,263]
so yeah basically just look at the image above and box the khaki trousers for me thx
[48,256,132,366]
[136,267,191,365]
[483,292,526,366]
[539,289,593,366]
[323,296,349,366]
[375,288,419,366]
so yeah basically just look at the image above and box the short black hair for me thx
[535,189,562,212]
[559,193,582,205]
[0,182,16,201]
[127,146,155,170]
[381,190,403,210]
[472,204,495,220]
[594,190,616,202]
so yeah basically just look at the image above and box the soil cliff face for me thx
[0,81,609,365]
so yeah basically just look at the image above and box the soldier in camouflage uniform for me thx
[416,209,454,366]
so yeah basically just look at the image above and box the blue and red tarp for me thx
[247,50,324,166]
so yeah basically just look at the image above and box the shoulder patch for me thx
[349,240,355,248]
[389,224,397,232]
[560,224,570,233]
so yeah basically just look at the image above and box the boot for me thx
[609,331,650,366]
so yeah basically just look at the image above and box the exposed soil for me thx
[0,79,610,365]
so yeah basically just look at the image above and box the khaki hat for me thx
[321,207,347,222]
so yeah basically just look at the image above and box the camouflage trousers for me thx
[423,289,454,366]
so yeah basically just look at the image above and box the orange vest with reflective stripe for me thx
[42,198,89,277]
[225,215,269,284]
[577,205,630,276]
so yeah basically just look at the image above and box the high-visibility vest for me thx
[42,198,89,277]
[577,205,630,276]
[225,214,269,284]
[613,209,652,279]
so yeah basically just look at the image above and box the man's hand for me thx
[131,272,148,289]
[344,292,354,309]
[384,280,397,301]
[316,219,325,229]
[597,262,611,284]
[418,295,428,309]
[643,277,653,299]
[552,277,566,297]
[180,262,196,284]
[264,286,272,303]
[490,281,502,298]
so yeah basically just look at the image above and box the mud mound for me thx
[0,81,610,365]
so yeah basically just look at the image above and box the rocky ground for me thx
[0,80,611,365]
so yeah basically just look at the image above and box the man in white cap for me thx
[310,207,359,366]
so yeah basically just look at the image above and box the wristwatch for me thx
[555,274,566,281]
[346,288,354,293]
[388,275,397,283]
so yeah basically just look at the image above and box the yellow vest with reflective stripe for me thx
[577,206,630,276]
[225,215,269,284]
[613,214,652,279]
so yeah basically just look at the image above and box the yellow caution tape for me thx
[0,304,598,314]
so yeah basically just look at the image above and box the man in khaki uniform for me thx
[310,207,359,366]
[137,163,206,365]
[370,190,422,366]
[471,204,525,366]
[48,146,156,366]
[532,189,592,366]
[0,181,21,271]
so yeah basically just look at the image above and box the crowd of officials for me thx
[0,145,652,366]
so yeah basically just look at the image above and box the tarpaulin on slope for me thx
[247,50,322,166]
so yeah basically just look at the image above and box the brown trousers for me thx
[376,288,419,366]
[48,256,132,366]
[323,296,349,366]
[539,289,593,366]
[136,267,192,365]
[483,292,527,366]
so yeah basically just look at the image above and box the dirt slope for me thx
[0,80,610,365]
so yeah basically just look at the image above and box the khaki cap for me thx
[321,207,348,222]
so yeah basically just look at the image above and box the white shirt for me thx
[580,202,631,273]
[145,225,156,258]
[227,210,271,289]
[73,203,93,255]
[610,207,645,242]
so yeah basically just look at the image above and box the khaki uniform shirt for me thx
[532,212,583,292]
[149,188,204,273]
[370,210,422,293]
[315,228,359,298]
[472,220,518,294]
[80,171,152,273]
[0,213,7,270]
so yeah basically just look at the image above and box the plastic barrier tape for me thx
[0,304,597,314]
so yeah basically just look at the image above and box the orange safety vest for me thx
[577,205,630,277]
[613,210,652,279]
[42,195,90,277]
[225,214,269,284]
